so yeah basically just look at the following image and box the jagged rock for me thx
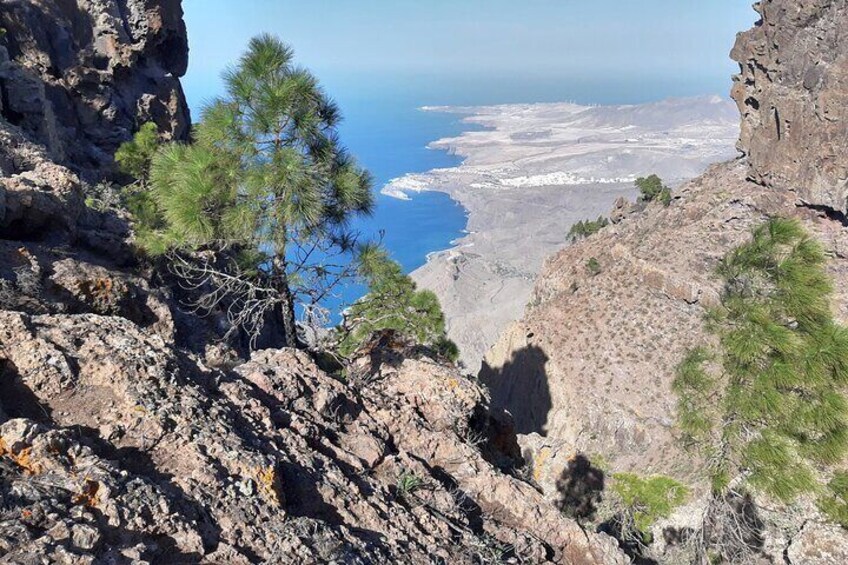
[0,120,84,239]
[0,0,190,177]
[609,196,632,224]
[731,0,848,214]
[48,257,174,340]
[0,313,626,563]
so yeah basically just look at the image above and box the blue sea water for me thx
[313,69,738,271]
[334,96,472,274]
[314,89,477,317]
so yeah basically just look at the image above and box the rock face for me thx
[482,162,827,482]
[0,121,84,240]
[0,0,190,177]
[731,0,848,213]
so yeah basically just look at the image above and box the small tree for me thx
[130,35,374,348]
[635,174,672,206]
[674,218,848,552]
[568,216,609,243]
[337,246,458,361]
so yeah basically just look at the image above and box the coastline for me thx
[385,96,741,371]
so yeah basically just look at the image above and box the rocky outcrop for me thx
[731,0,848,214]
[482,162,822,481]
[0,0,190,177]
[0,120,84,240]
[0,315,625,564]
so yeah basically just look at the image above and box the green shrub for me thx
[337,246,458,361]
[568,216,610,242]
[115,122,160,180]
[396,471,424,499]
[635,174,672,206]
[674,218,848,502]
[819,472,848,528]
[586,257,601,276]
[114,123,170,250]
[611,473,689,533]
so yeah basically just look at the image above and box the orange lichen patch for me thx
[446,378,460,390]
[17,448,43,475]
[79,277,114,296]
[77,277,128,313]
[1,437,43,475]
[533,447,551,483]
[256,465,284,506]
[1,445,44,475]
[16,247,34,260]
[72,479,100,508]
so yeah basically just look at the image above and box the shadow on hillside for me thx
[555,454,605,522]
[478,344,552,436]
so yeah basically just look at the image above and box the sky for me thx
[182,1,758,108]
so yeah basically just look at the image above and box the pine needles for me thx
[674,218,848,506]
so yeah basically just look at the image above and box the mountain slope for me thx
[482,1,848,561]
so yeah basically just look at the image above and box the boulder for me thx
[0,121,84,240]
[787,522,848,565]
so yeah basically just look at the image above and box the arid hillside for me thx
[483,1,848,562]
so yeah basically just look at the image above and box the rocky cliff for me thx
[732,0,848,215]
[0,0,190,177]
[0,2,627,563]
[483,1,848,562]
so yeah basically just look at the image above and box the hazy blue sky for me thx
[182,1,758,107]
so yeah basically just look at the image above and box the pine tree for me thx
[132,35,374,348]
[115,122,159,180]
[337,246,458,361]
[568,216,609,242]
[674,218,848,503]
[115,123,167,243]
